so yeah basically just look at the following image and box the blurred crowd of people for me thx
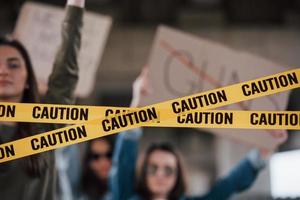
[0,0,289,200]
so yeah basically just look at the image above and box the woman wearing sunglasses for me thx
[110,68,288,200]
[0,0,84,199]
[79,137,115,200]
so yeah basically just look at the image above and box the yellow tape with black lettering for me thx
[0,68,299,124]
[0,68,299,162]
[0,110,299,162]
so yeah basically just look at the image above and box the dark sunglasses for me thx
[89,152,112,161]
[147,164,177,177]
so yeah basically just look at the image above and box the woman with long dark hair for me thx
[135,142,187,200]
[110,68,288,200]
[79,136,115,200]
[0,0,85,199]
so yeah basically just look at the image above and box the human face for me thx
[89,139,112,180]
[0,46,28,102]
[146,150,178,199]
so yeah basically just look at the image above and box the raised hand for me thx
[67,0,85,7]
[130,67,153,108]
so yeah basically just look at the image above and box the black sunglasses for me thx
[147,164,177,177]
[89,152,113,161]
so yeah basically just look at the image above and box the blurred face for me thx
[89,139,112,180]
[146,150,178,199]
[0,45,27,102]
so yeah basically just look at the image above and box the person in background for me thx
[78,136,114,200]
[0,0,85,199]
[110,68,288,200]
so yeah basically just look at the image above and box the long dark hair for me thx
[136,143,187,200]
[81,136,115,200]
[0,37,48,177]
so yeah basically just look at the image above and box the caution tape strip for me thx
[0,68,299,124]
[0,68,299,162]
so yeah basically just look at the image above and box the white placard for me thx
[141,25,292,149]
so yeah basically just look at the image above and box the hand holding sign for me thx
[67,0,85,7]
[130,67,153,108]
[259,130,288,159]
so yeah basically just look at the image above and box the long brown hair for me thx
[136,143,187,200]
[0,37,48,177]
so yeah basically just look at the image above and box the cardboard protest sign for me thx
[14,2,112,97]
[141,25,291,149]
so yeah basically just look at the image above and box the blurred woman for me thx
[136,142,187,200]
[110,68,288,200]
[79,136,114,200]
[0,0,85,199]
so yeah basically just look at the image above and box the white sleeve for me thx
[247,149,267,170]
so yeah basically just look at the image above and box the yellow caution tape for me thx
[0,68,299,124]
[0,68,299,162]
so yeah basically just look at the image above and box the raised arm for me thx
[110,128,143,200]
[193,130,288,200]
[42,1,84,199]
[195,150,265,200]
[110,67,150,200]
[44,0,85,104]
